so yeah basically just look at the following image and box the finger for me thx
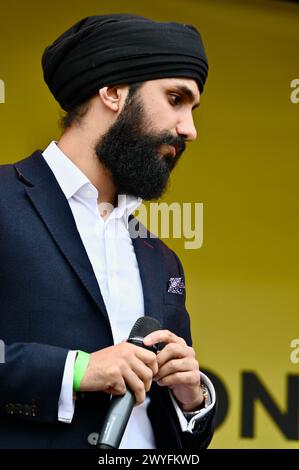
[107,377,127,396]
[130,344,158,376]
[157,370,200,388]
[123,368,146,405]
[131,359,154,393]
[155,357,198,382]
[156,343,195,369]
[143,330,186,348]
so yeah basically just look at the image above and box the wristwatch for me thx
[183,383,210,418]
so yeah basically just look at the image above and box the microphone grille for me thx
[129,316,162,339]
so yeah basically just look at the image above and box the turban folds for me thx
[42,14,208,111]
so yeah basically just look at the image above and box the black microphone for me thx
[96,316,162,449]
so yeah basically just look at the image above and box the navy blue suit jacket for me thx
[0,150,215,449]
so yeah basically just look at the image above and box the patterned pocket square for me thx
[167,277,185,295]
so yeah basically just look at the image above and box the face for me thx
[95,78,200,200]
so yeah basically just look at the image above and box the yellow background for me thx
[0,0,298,448]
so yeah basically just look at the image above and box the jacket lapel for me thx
[130,217,165,329]
[14,151,110,325]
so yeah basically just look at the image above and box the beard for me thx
[94,91,186,200]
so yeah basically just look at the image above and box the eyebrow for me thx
[173,84,200,109]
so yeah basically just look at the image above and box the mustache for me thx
[157,134,186,156]
[157,134,186,171]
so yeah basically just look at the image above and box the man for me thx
[0,14,216,449]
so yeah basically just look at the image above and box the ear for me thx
[98,85,128,113]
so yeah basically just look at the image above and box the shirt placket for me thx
[104,217,120,335]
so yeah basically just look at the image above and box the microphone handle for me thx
[96,389,135,449]
[96,337,157,449]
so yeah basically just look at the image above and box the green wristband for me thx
[73,350,90,392]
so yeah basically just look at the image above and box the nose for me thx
[176,112,197,142]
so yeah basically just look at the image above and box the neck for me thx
[57,128,117,206]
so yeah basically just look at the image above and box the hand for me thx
[79,342,158,405]
[143,330,204,411]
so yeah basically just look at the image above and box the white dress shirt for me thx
[42,141,215,448]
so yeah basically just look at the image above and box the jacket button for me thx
[15,404,23,415]
[5,404,14,414]
[30,405,37,417]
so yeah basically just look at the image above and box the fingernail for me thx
[144,335,152,344]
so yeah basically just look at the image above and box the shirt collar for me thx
[42,141,90,200]
[42,141,142,223]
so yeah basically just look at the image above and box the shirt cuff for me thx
[169,371,216,433]
[58,350,77,423]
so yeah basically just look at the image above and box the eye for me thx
[168,94,182,106]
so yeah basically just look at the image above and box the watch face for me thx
[201,383,211,406]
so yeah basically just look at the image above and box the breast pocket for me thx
[163,291,186,307]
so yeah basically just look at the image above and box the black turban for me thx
[42,14,208,111]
